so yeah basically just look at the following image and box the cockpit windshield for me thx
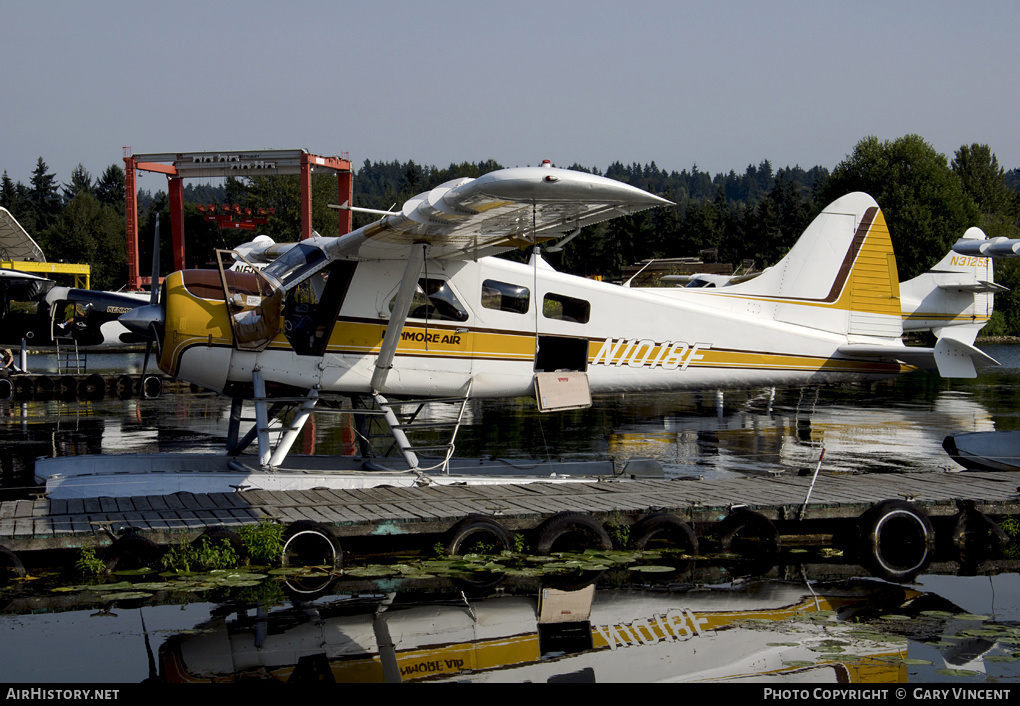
[260,242,329,291]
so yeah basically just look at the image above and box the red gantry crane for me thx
[123,148,353,291]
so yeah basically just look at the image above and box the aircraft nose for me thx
[119,303,165,338]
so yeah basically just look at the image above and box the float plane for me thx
[36,163,1001,497]
[0,207,150,352]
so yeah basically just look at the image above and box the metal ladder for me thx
[54,337,85,374]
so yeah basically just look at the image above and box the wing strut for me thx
[371,243,428,393]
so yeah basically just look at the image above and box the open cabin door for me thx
[216,250,281,352]
[216,250,357,355]
[532,290,593,412]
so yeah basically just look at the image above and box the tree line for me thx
[3,135,1020,332]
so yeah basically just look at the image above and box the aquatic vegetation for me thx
[605,510,631,548]
[238,519,285,566]
[162,536,239,573]
[74,544,105,578]
[1000,515,1019,558]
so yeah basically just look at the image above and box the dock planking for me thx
[1,470,1018,553]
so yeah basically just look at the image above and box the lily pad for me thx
[101,591,152,600]
[984,655,1018,663]
[631,565,677,573]
[956,613,990,621]
[936,668,979,677]
[809,645,846,654]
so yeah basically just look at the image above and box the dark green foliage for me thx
[819,135,981,280]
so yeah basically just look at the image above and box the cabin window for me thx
[390,278,469,322]
[542,293,590,324]
[261,242,329,290]
[481,279,530,314]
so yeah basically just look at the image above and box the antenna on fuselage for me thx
[622,258,657,288]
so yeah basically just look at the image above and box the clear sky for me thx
[3,0,1018,188]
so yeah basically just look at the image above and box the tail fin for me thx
[900,226,1000,345]
[723,192,902,338]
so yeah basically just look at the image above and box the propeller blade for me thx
[141,340,152,376]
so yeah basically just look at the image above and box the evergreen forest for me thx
[3,134,1020,334]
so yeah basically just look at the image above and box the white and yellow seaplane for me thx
[35,162,1001,498]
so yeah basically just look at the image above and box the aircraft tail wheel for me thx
[282,520,343,571]
[141,375,162,399]
[102,533,161,573]
[0,545,25,579]
[82,374,106,401]
[713,509,780,553]
[534,512,612,555]
[857,500,934,582]
[0,378,12,402]
[444,515,513,556]
[631,513,699,553]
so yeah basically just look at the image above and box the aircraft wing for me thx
[324,165,673,262]
[0,268,51,282]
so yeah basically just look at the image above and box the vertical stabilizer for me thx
[720,192,902,338]
[900,226,998,345]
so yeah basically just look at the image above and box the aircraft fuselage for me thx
[160,254,907,399]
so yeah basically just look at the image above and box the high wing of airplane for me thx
[120,163,1001,471]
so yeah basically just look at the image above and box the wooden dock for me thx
[2,469,1018,556]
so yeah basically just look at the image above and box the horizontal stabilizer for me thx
[936,280,1008,293]
[933,336,999,378]
[838,339,998,379]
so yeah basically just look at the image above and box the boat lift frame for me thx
[122,148,353,291]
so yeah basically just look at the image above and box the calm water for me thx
[2,347,1020,684]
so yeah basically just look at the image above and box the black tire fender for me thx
[0,378,12,402]
[632,513,699,553]
[282,520,342,571]
[534,512,612,555]
[102,533,161,573]
[141,375,162,399]
[59,376,77,400]
[444,515,513,555]
[857,500,933,582]
[82,374,106,401]
[0,545,25,579]
[115,375,134,400]
[714,509,780,553]
[35,376,55,398]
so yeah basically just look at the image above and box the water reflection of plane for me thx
[606,386,994,478]
[158,578,930,684]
